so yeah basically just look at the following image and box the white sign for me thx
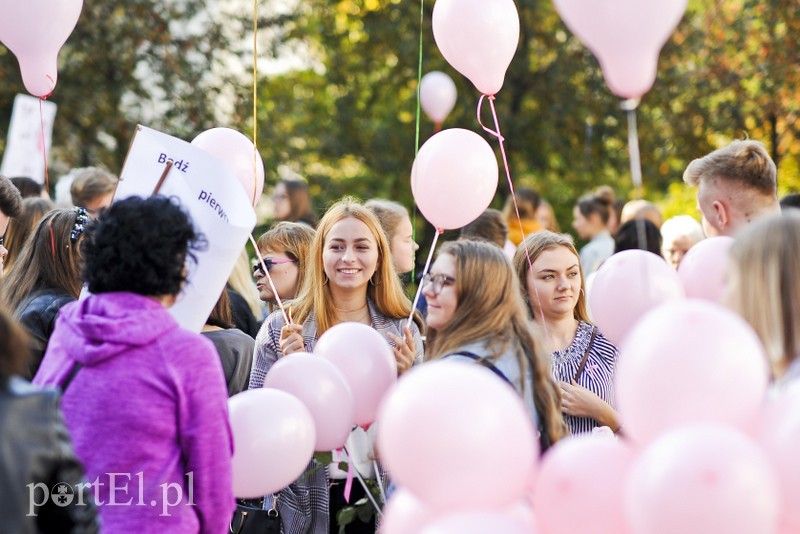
[1,94,57,184]
[113,125,257,332]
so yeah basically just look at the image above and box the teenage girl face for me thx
[390,215,418,275]
[423,254,458,330]
[526,245,582,321]
[272,182,291,220]
[322,216,380,292]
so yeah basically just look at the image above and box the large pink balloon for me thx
[191,127,265,207]
[411,129,498,230]
[432,0,520,95]
[588,249,685,346]
[534,436,635,534]
[263,352,355,451]
[420,71,458,125]
[626,425,780,534]
[758,388,800,530]
[553,0,687,99]
[677,236,734,303]
[382,489,436,534]
[0,0,83,97]
[377,362,537,511]
[617,300,769,445]
[228,389,315,498]
[314,322,397,427]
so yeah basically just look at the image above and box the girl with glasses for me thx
[423,239,567,452]
[249,197,423,534]
[514,231,621,436]
[253,222,316,313]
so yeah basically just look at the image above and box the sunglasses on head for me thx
[252,258,297,276]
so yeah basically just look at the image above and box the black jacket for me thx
[16,290,75,379]
[0,377,100,533]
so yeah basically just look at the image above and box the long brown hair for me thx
[4,197,54,271]
[279,179,317,227]
[426,239,567,446]
[513,231,591,323]
[2,209,85,314]
[290,197,419,335]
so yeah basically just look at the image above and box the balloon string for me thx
[477,94,548,339]
[411,0,425,284]
[342,444,383,517]
[251,0,259,207]
[39,98,50,195]
[373,459,387,504]
[408,229,441,325]
[249,233,291,325]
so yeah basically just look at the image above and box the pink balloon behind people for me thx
[588,249,684,346]
[381,488,436,534]
[228,389,316,498]
[420,71,458,125]
[191,127,265,207]
[0,0,84,97]
[377,362,537,511]
[758,388,800,530]
[421,511,534,534]
[262,352,355,451]
[677,236,734,303]
[432,0,519,96]
[534,435,635,534]
[553,0,687,99]
[314,322,397,428]
[411,128,498,230]
[626,425,780,534]
[617,300,769,445]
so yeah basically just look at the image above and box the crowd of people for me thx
[1,137,798,532]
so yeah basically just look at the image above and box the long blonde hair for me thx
[290,197,417,335]
[257,221,316,303]
[228,250,262,317]
[425,240,567,446]
[513,231,591,323]
[727,212,800,376]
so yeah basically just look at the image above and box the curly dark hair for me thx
[81,196,205,296]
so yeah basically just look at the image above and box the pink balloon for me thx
[617,300,769,445]
[626,425,780,534]
[411,129,498,230]
[263,352,355,451]
[381,489,436,534]
[191,127,265,207]
[228,389,315,498]
[377,362,537,511]
[432,0,520,95]
[314,322,397,428]
[677,236,734,303]
[588,249,685,346]
[420,71,458,124]
[553,0,687,98]
[758,388,800,530]
[534,436,635,534]
[421,511,534,534]
[0,0,83,97]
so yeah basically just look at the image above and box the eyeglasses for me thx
[422,273,456,295]
[253,258,297,277]
[271,194,288,202]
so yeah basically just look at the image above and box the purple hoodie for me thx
[34,292,235,533]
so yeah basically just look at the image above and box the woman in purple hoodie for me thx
[34,196,235,533]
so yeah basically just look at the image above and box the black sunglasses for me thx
[253,258,297,277]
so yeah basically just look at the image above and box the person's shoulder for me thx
[590,325,619,356]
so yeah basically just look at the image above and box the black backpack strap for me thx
[445,351,513,386]
[60,361,83,393]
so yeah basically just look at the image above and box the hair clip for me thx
[71,207,90,243]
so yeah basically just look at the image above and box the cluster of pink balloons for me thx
[191,127,265,207]
[228,322,399,498]
[377,362,539,533]
[0,0,84,97]
[677,236,734,303]
[411,128,498,230]
[553,0,688,99]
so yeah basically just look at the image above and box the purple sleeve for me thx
[170,334,235,534]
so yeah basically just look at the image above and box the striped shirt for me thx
[551,320,619,435]
[248,299,424,534]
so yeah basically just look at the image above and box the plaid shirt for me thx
[249,300,424,534]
